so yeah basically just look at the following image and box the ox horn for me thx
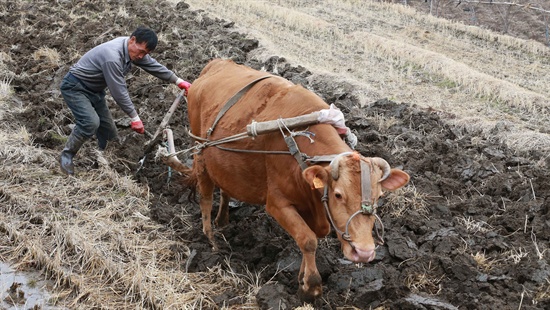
[330,152,354,180]
[371,157,391,181]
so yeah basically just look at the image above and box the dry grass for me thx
[32,47,61,69]
[404,261,444,295]
[534,280,550,305]
[456,216,493,234]
[0,77,12,106]
[382,184,429,218]
[180,0,550,153]
[0,53,15,119]
[471,251,499,272]
[0,95,259,308]
[116,6,129,18]
[503,247,529,264]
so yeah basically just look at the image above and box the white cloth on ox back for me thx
[317,104,357,149]
[317,104,347,129]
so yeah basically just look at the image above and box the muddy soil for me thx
[2,0,549,309]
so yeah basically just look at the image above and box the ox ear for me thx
[303,166,329,190]
[380,169,410,191]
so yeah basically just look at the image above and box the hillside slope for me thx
[181,0,550,153]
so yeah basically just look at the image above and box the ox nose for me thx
[352,246,376,263]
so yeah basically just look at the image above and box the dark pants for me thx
[60,73,118,149]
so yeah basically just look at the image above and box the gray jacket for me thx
[69,37,177,118]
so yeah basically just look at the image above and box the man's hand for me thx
[131,120,144,134]
[130,116,145,134]
[175,78,191,95]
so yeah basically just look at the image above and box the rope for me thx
[278,118,290,137]
[180,122,310,157]
[248,121,259,137]
[215,146,291,155]
[168,131,249,157]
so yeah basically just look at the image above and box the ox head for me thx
[303,152,410,263]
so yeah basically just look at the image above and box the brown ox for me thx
[162,59,410,302]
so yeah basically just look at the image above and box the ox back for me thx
[187,59,349,204]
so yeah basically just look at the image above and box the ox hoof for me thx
[210,243,219,252]
[214,217,229,228]
[297,285,322,303]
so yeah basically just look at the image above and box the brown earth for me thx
[2,0,550,309]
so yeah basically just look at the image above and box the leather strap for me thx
[284,135,308,170]
[207,75,272,137]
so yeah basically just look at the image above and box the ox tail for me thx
[170,162,198,204]
[156,148,198,203]
[182,170,199,204]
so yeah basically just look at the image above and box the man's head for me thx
[128,26,158,61]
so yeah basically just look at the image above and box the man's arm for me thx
[135,55,177,83]
[103,61,138,119]
[135,55,192,94]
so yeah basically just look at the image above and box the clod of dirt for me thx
[4,282,26,306]
[256,283,299,310]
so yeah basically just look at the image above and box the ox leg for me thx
[215,190,230,227]
[266,201,322,302]
[197,173,218,251]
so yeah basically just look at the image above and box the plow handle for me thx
[143,90,186,154]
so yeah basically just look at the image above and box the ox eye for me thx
[334,192,342,199]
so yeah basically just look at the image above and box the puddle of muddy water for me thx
[0,261,64,310]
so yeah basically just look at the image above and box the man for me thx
[59,26,191,175]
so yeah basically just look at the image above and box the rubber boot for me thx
[59,132,87,175]
[97,136,108,151]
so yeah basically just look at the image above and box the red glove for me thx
[131,119,145,134]
[176,78,191,95]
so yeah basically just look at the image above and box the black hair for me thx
[131,26,158,51]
